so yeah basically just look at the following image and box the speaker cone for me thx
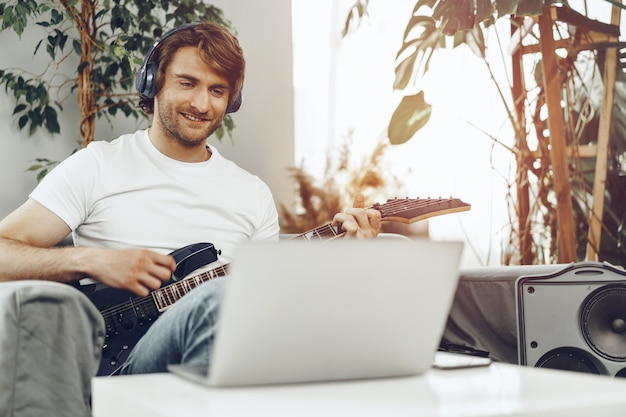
[581,285,626,361]
[535,347,603,374]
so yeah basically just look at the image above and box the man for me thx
[0,22,381,374]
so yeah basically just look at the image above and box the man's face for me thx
[154,46,231,147]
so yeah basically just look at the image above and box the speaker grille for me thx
[580,285,626,361]
[535,347,603,374]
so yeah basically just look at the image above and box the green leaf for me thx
[2,6,17,34]
[18,114,28,129]
[33,38,43,55]
[36,168,49,182]
[13,103,27,115]
[215,125,224,140]
[394,45,418,91]
[516,0,544,16]
[496,0,519,18]
[393,16,440,90]
[26,164,43,172]
[72,38,81,55]
[387,91,432,145]
[475,0,493,24]
[44,105,60,134]
[46,43,54,59]
[50,8,63,25]
[434,0,475,34]
[27,108,42,135]
[37,3,51,14]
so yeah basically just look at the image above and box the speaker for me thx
[516,261,626,377]
[135,23,243,113]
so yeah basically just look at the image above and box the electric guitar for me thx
[89,196,470,376]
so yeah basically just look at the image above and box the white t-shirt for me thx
[30,130,280,262]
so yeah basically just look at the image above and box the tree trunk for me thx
[61,0,97,147]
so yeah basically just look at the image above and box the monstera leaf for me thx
[388,92,432,145]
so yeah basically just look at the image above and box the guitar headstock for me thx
[372,197,471,224]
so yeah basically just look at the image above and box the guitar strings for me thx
[100,265,229,321]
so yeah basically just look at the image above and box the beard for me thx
[156,95,223,148]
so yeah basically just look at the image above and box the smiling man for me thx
[0,22,381,376]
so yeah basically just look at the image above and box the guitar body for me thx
[90,286,162,375]
[89,242,221,376]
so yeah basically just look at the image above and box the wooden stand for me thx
[513,3,621,263]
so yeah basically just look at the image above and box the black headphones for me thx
[135,23,243,114]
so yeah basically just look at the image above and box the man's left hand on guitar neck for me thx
[332,194,382,239]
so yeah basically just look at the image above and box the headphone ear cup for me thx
[226,90,243,114]
[134,65,146,95]
[136,61,158,99]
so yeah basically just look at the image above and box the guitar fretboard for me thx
[289,224,342,241]
[152,264,230,312]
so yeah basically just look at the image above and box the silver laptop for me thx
[168,238,463,387]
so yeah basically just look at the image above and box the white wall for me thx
[0,0,294,219]
[0,25,80,218]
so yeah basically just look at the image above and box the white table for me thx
[92,362,626,416]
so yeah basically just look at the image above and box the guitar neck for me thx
[289,197,470,241]
[152,264,230,312]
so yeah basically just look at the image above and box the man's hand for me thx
[86,248,176,297]
[331,194,381,239]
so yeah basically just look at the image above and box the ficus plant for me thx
[0,0,234,179]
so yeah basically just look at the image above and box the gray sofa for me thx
[0,281,105,417]
[443,264,568,363]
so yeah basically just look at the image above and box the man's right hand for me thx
[86,248,176,297]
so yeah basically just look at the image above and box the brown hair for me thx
[138,22,245,114]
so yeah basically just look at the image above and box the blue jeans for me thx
[118,277,226,374]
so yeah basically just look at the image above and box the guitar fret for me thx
[181,280,193,293]
[296,224,340,241]
[163,288,176,305]
[172,284,184,299]
[153,291,167,312]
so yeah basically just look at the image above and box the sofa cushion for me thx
[0,281,105,417]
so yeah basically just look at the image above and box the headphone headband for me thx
[134,23,242,114]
